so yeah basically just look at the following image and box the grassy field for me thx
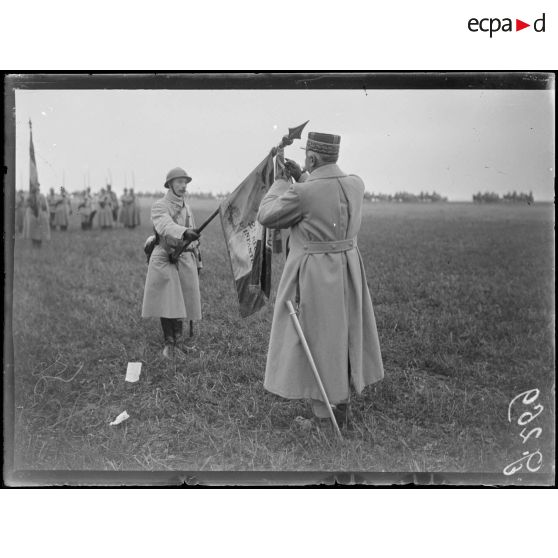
[8,199,555,476]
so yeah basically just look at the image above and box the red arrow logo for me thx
[516,19,530,31]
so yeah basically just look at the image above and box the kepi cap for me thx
[301,132,341,156]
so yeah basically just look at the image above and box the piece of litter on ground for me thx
[109,411,130,425]
[125,362,142,383]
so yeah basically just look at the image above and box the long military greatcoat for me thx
[16,192,26,234]
[141,190,202,320]
[257,163,384,404]
[109,190,119,221]
[53,194,71,227]
[23,192,51,241]
[78,193,93,223]
[131,194,141,227]
[47,193,57,222]
[119,193,133,226]
[97,193,114,227]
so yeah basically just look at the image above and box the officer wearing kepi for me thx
[257,132,384,428]
[142,167,202,360]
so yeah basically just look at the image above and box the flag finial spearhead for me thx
[287,120,309,141]
[275,120,310,152]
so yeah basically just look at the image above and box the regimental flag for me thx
[29,120,39,191]
[29,120,40,217]
[220,152,275,318]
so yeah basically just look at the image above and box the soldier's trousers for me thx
[160,318,186,345]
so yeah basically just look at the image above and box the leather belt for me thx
[301,238,356,254]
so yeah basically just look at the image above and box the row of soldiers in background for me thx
[473,190,535,204]
[15,184,141,234]
[76,185,141,230]
[364,190,448,203]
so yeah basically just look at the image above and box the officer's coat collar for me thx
[305,163,346,181]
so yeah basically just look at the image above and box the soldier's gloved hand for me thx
[182,229,200,243]
[285,158,303,181]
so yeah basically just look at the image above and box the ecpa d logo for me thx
[468,13,546,37]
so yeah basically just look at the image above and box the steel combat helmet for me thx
[164,167,192,188]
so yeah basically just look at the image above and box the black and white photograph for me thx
[3,72,555,486]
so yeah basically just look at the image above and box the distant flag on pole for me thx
[219,153,275,318]
[29,119,40,216]
[29,119,39,191]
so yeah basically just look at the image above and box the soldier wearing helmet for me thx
[141,167,203,360]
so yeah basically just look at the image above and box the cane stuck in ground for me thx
[286,300,343,439]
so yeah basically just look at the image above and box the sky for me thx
[14,88,555,201]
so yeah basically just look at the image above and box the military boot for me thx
[160,318,175,360]
[333,403,353,430]
[173,319,197,357]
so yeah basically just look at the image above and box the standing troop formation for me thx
[15,184,142,238]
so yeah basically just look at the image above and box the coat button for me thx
[303,245,308,250]
[330,244,335,250]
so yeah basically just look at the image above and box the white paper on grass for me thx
[109,411,130,425]
[125,362,142,382]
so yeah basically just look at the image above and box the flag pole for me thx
[193,120,310,235]
[194,206,220,234]
[169,121,310,264]
[286,300,343,439]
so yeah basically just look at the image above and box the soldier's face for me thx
[171,178,189,196]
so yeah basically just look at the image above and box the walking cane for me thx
[286,300,343,439]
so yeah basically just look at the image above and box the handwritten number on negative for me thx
[519,426,542,444]
[507,388,540,422]
[503,450,543,476]
[504,388,544,476]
